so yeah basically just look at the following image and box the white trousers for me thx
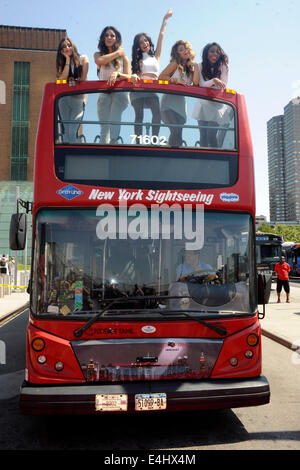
[58,95,85,143]
[97,93,129,143]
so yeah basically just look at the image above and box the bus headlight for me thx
[229,357,238,367]
[55,361,64,371]
[244,350,254,359]
[32,338,45,351]
[247,334,259,347]
[37,355,47,364]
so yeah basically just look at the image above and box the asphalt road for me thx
[0,309,299,451]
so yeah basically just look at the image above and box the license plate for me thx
[135,393,167,411]
[95,394,128,411]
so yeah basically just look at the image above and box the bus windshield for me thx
[32,209,255,318]
[260,244,281,262]
[55,89,236,150]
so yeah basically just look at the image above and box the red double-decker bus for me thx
[13,77,270,414]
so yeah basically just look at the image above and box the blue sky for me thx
[2,0,300,219]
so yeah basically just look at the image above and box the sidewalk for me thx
[0,291,29,322]
[0,271,29,323]
[262,282,300,349]
[0,284,299,351]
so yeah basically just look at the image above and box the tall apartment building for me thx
[283,98,300,221]
[0,25,66,261]
[267,97,300,223]
[267,115,285,222]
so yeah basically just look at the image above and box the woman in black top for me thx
[56,37,89,143]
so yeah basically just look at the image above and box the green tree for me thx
[257,222,275,233]
[257,223,300,243]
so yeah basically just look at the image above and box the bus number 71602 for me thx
[130,134,167,146]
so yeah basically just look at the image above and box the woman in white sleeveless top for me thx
[94,26,131,144]
[159,40,199,146]
[130,10,172,138]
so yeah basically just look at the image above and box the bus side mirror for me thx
[9,213,27,250]
[257,273,272,305]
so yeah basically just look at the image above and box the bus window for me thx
[54,147,238,190]
[55,90,236,150]
[32,209,254,317]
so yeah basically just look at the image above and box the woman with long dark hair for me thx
[130,10,172,138]
[56,37,89,142]
[200,42,228,89]
[158,40,199,146]
[192,42,229,147]
[94,26,131,143]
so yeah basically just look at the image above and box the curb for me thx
[262,328,296,351]
[0,302,30,327]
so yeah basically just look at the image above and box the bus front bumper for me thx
[19,376,270,415]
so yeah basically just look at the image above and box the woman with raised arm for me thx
[94,26,131,144]
[191,42,229,147]
[158,40,199,146]
[130,10,172,138]
[56,37,89,142]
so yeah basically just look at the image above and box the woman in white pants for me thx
[94,26,131,144]
[56,37,89,143]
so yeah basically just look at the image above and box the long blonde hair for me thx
[170,40,195,79]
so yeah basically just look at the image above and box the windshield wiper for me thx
[73,295,188,338]
[113,308,227,336]
[73,295,227,338]
[74,300,120,338]
[171,310,227,336]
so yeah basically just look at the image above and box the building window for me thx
[10,62,30,180]
[0,80,6,104]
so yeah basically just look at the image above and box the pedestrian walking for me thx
[275,256,291,303]
[8,256,15,277]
